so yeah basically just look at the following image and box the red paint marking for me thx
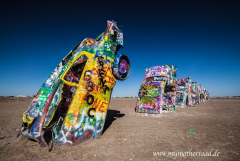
[98,102,107,112]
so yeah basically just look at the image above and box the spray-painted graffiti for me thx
[191,82,199,105]
[205,89,210,101]
[191,82,210,105]
[18,20,130,148]
[135,65,177,114]
[191,82,209,105]
[198,84,210,103]
[175,77,193,107]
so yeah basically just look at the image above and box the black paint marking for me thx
[87,108,96,118]
[87,95,94,105]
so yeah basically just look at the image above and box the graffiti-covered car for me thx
[197,84,204,103]
[135,65,177,114]
[17,20,130,148]
[192,82,210,104]
[205,89,210,100]
[175,77,193,107]
[191,82,200,105]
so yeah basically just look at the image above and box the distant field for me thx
[210,97,240,99]
[0,97,33,102]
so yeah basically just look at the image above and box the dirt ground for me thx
[0,97,239,161]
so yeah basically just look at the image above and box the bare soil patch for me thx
[0,98,239,160]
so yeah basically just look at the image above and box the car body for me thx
[191,82,199,105]
[175,77,193,107]
[198,84,205,103]
[135,65,177,114]
[204,89,210,100]
[192,82,206,105]
[18,20,130,147]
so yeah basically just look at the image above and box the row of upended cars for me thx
[135,65,210,114]
[17,20,209,149]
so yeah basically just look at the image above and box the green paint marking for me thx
[188,131,196,134]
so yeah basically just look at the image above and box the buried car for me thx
[135,65,177,114]
[175,77,193,107]
[17,20,130,148]
[199,85,206,103]
[204,89,210,101]
[191,81,200,105]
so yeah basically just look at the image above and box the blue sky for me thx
[0,0,239,97]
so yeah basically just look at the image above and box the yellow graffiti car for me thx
[17,20,130,148]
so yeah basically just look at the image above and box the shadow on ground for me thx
[102,110,125,134]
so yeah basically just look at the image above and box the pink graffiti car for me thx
[135,65,177,114]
